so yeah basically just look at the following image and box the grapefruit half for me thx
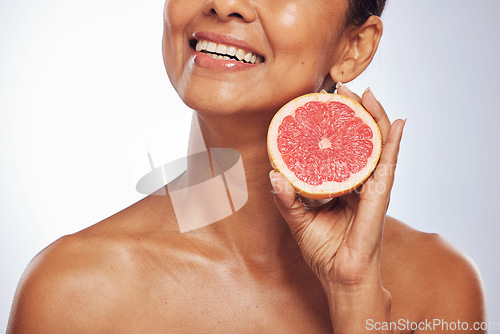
[267,93,382,199]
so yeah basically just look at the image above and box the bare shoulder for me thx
[382,217,486,331]
[7,233,119,332]
[7,194,183,333]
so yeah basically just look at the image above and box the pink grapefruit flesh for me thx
[267,93,382,199]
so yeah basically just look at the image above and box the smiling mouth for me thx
[191,39,265,64]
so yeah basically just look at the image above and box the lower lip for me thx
[191,50,259,71]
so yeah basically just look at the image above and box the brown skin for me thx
[6,192,486,333]
[8,0,486,332]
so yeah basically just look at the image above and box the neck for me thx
[178,110,300,265]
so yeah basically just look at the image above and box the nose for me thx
[202,0,257,22]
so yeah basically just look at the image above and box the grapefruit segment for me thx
[267,93,382,199]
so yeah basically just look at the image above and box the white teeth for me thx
[227,46,236,56]
[206,41,217,52]
[243,52,252,62]
[216,44,227,54]
[195,39,263,63]
[235,48,246,61]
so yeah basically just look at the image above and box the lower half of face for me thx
[162,0,348,117]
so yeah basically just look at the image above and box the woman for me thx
[7,0,486,332]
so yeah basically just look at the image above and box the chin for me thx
[174,76,321,118]
[176,84,258,116]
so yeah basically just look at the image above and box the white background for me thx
[1,0,499,331]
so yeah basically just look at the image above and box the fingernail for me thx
[269,170,279,192]
[364,87,378,100]
[398,118,407,136]
[335,81,343,90]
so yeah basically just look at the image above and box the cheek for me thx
[163,0,189,54]
[164,0,193,32]
[162,0,195,83]
[268,2,339,67]
[278,3,301,28]
[264,4,332,87]
[270,3,312,53]
[162,23,176,84]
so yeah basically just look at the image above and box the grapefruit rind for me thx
[267,93,382,199]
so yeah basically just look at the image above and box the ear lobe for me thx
[329,15,383,84]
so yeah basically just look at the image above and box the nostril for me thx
[208,9,243,20]
[202,0,256,23]
[228,13,244,19]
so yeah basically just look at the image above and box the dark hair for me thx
[347,0,387,26]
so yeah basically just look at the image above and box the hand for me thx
[270,85,405,290]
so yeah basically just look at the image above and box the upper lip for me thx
[192,31,265,60]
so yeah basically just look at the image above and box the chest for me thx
[102,246,422,334]
[105,271,334,333]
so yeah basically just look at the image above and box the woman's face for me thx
[162,0,350,115]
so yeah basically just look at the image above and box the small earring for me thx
[332,81,343,93]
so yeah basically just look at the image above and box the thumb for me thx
[269,170,314,234]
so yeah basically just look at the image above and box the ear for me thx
[329,16,383,84]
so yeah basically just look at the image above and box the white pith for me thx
[267,93,382,199]
[195,39,264,64]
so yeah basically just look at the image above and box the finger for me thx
[298,195,334,209]
[346,119,406,254]
[362,88,391,145]
[269,171,315,238]
[354,119,405,233]
[371,118,406,189]
[337,84,391,145]
[336,82,362,104]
